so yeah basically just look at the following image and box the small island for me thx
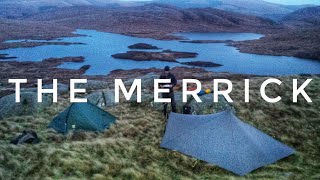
[111,50,198,62]
[0,54,17,60]
[181,61,223,67]
[180,40,234,44]
[128,43,160,49]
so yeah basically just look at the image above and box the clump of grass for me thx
[0,76,319,179]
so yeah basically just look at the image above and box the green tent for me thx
[48,102,116,134]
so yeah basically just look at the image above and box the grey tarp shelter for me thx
[160,110,295,176]
[48,102,116,134]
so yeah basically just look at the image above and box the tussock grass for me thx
[0,76,319,179]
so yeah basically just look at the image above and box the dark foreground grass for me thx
[0,76,319,179]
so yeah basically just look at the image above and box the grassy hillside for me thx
[0,18,75,42]
[155,0,310,20]
[231,6,320,61]
[233,27,320,61]
[282,6,320,27]
[0,75,319,179]
[0,0,143,19]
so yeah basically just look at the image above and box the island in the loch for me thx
[111,49,198,62]
[128,43,161,50]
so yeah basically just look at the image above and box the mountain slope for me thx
[0,18,74,42]
[23,4,280,40]
[0,0,145,18]
[282,6,320,27]
[155,0,313,20]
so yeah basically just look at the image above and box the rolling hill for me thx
[0,18,75,42]
[154,0,313,20]
[1,0,314,20]
[0,0,146,18]
[23,3,280,39]
[282,6,320,27]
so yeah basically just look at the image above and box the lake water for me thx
[1,29,320,75]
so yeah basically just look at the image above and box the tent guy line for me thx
[7,78,313,103]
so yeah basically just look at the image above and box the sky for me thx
[123,0,320,5]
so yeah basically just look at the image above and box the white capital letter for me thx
[213,79,233,102]
[183,79,202,103]
[8,79,27,103]
[260,78,282,103]
[115,79,141,103]
[70,79,87,103]
[38,79,58,103]
[293,79,312,103]
[154,79,171,103]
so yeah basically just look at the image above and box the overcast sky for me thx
[123,0,320,5]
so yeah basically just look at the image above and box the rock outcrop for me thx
[125,73,159,91]
[0,92,52,119]
[86,90,117,108]
[190,94,233,115]
[75,80,108,91]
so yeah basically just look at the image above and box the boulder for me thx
[43,83,69,95]
[151,92,185,113]
[125,73,158,91]
[103,90,117,108]
[86,90,118,108]
[19,83,69,95]
[75,80,108,91]
[0,92,52,119]
[86,91,104,107]
[190,94,232,115]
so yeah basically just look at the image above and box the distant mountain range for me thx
[0,0,316,20]
[23,4,281,39]
[0,0,145,18]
